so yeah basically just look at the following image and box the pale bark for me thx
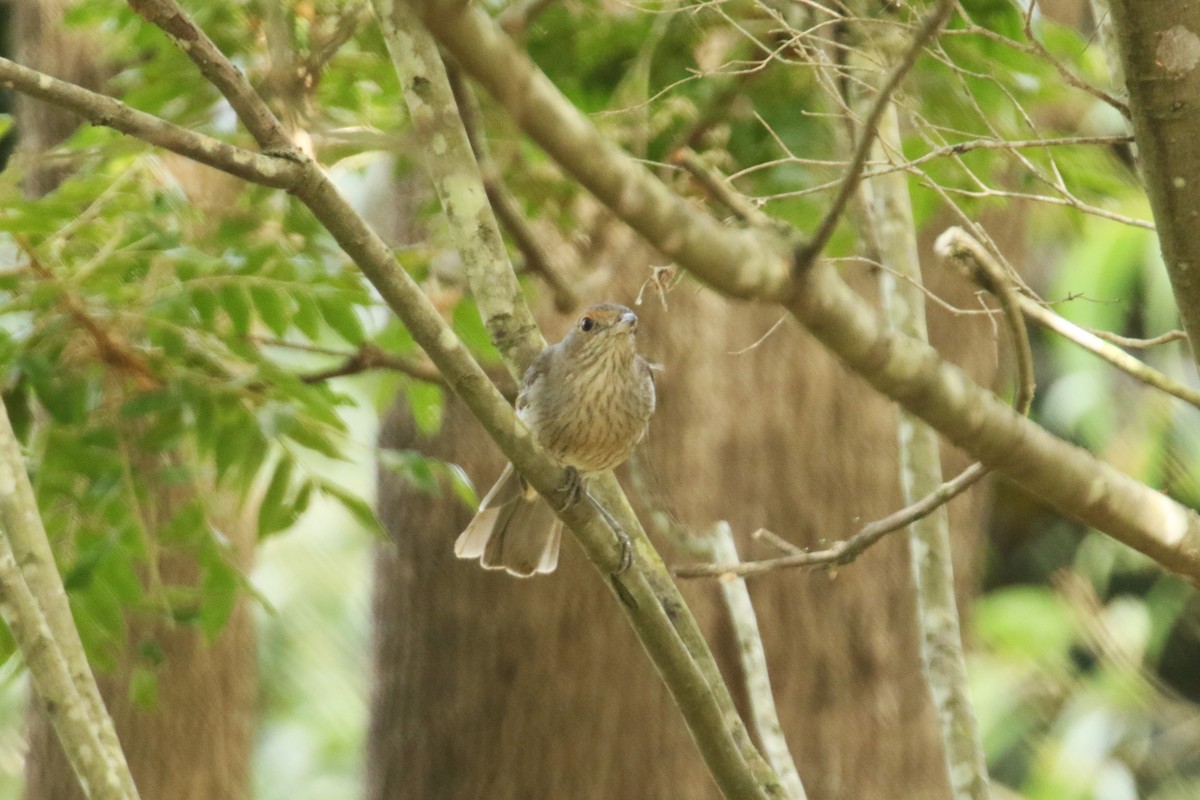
[0,395,136,800]
[372,0,544,371]
[862,104,989,800]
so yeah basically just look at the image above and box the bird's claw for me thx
[612,525,633,575]
[555,467,584,512]
[588,495,633,576]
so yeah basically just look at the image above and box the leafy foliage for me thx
[0,0,446,671]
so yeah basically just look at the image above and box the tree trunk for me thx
[1107,0,1200,361]
[368,215,1000,799]
[24,545,257,800]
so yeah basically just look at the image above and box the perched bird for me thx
[455,303,657,577]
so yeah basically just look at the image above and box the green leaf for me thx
[198,550,241,641]
[120,390,177,419]
[318,479,383,536]
[257,455,296,536]
[317,294,365,345]
[405,381,443,436]
[250,285,291,337]
[452,297,501,362]
[379,448,438,494]
[379,449,477,509]
[220,284,253,335]
[129,665,159,710]
[284,417,345,459]
[192,288,218,328]
[0,617,16,668]
[293,293,322,340]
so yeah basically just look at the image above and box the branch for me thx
[252,338,517,397]
[0,401,140,799]
[412,0,1200,584]
[1102,1,1200,371]
[675,464,986,579]
[0,57,304,188]
[1088,328,1188,350]
[127,0,294,151]
[372,0,548,373]
[670,148,780,230]
[859,90,989,799]
[794,0,955,270]
[937,227,1200,412]
[445,61,580,313]
[702,523,808,800]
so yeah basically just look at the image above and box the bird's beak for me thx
[618,311,638,333]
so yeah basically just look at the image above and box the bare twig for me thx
[675,463,986,579]
[670,148,779,230]
[251,337,517,396]
[732,135,1134,184]
[795,0,954,269]
[1088,328,1188,350]
[936,226,1200,412]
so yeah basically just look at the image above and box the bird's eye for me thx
[580,316,595,332]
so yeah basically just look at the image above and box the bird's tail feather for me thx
[455,464,563,577]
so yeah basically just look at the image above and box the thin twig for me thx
[675,463,986,579]
[670,148,779,230]
[14,237,162,390]
[795,0,954,270]
[936,227,1200,411]
[731,134,1134,184]
[251,337,517,396]
[1088,328,1188,350]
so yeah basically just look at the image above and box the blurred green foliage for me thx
[0,0,465,719]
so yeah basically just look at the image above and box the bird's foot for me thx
[555,467,584,512]
[590,496,633,575]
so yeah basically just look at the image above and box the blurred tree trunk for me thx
[16,3,257,799]
[368,207,1004,798]
[24,540,257,800]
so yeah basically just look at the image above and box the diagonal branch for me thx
[0,57,304,188]
[99,2,786,796]
[675,464,987,579]
[795,0,955,269]
[128,0,294,151]
[408,0,1200,584]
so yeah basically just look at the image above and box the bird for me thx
[454,302,657,577]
